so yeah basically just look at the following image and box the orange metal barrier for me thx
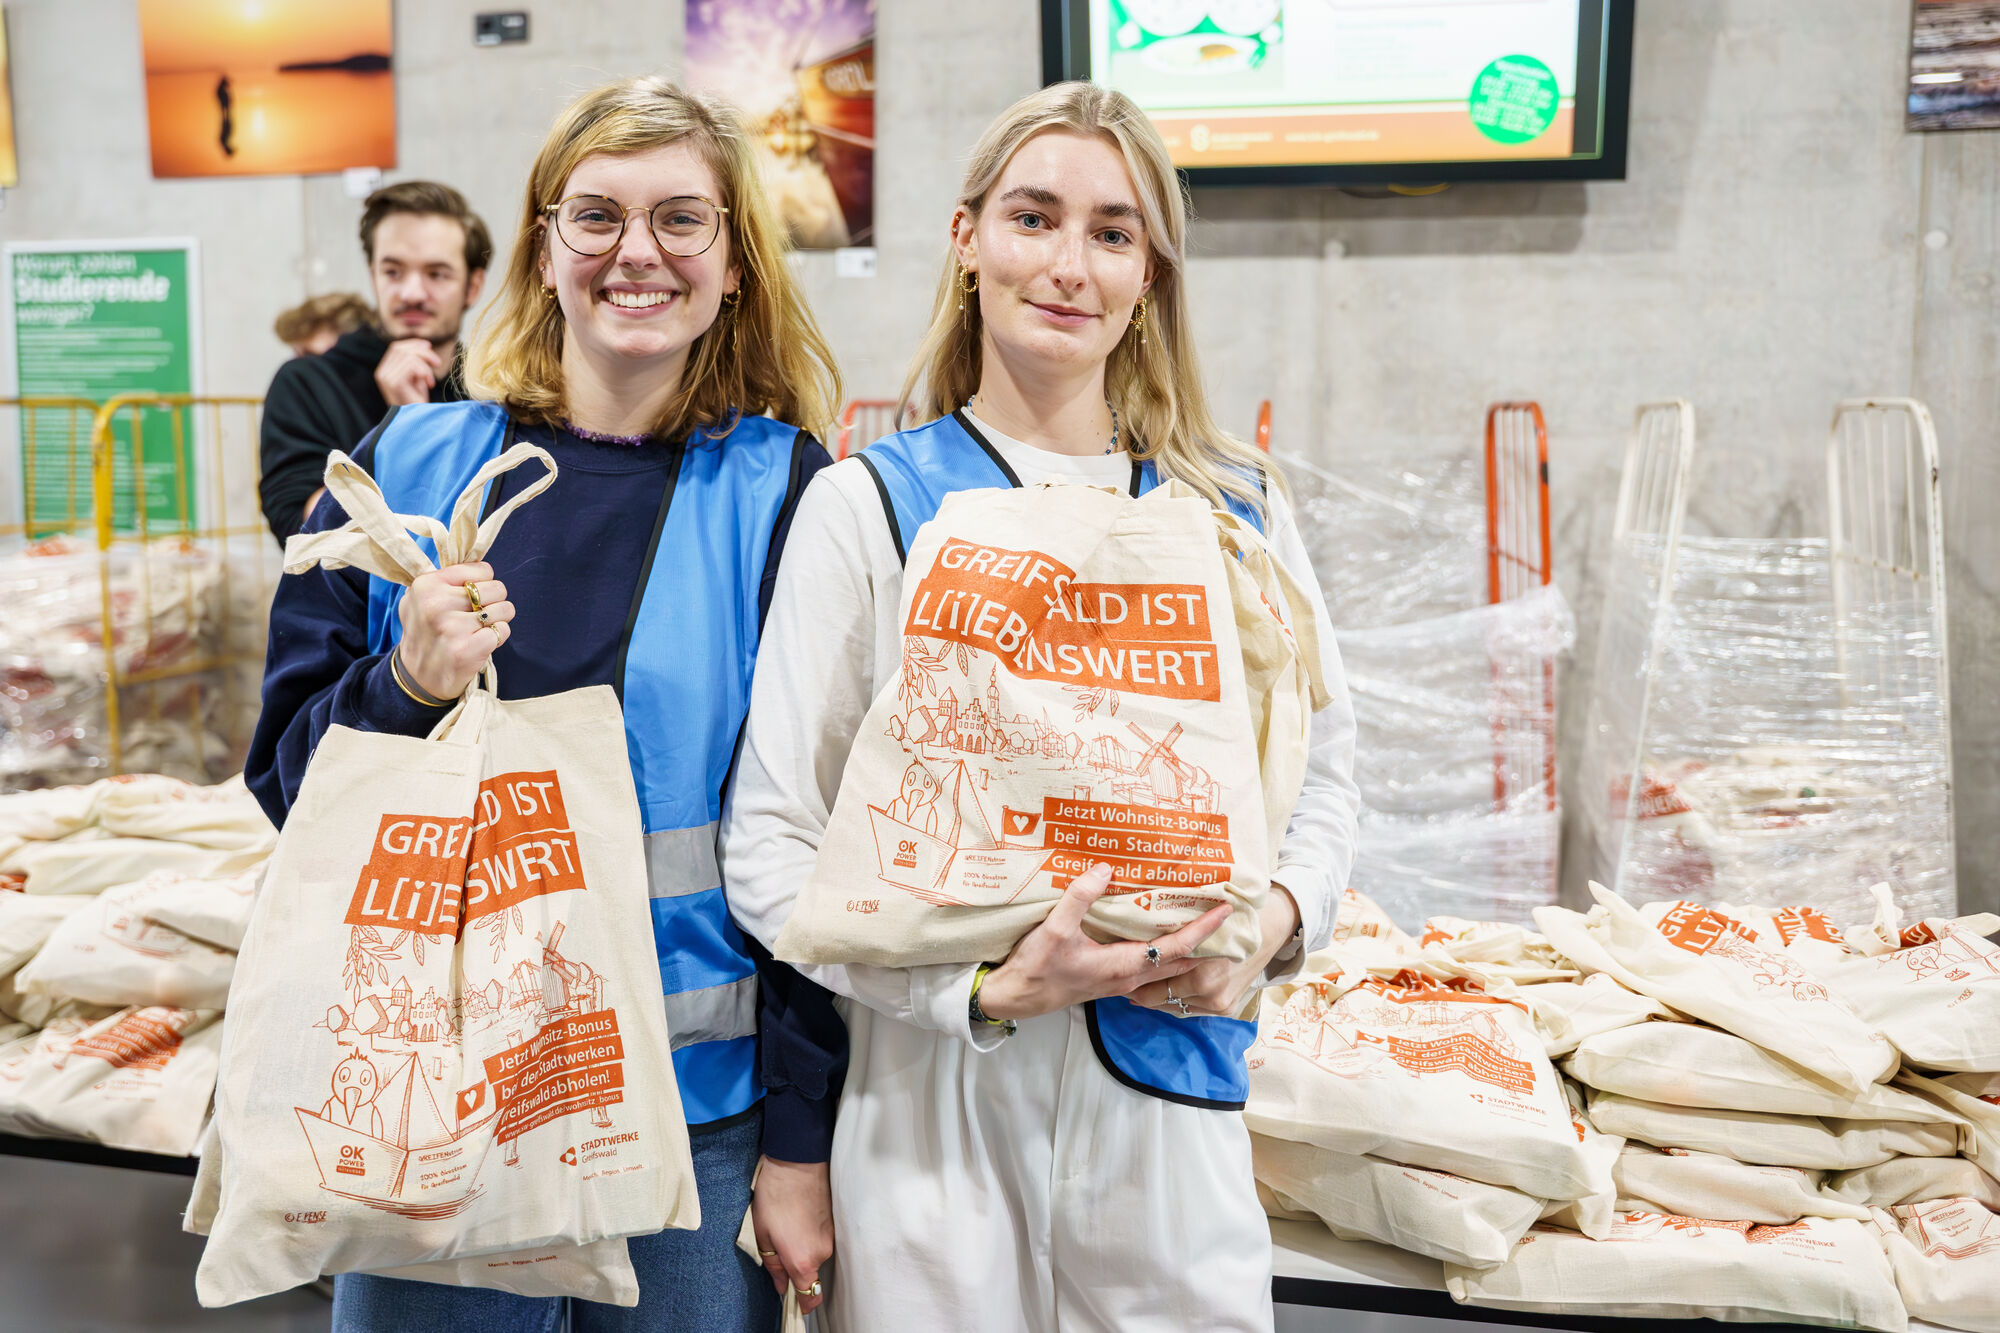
[835,399,903,459]
[1483,401,1555,816]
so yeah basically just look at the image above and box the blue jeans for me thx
[331,1110,778,1333]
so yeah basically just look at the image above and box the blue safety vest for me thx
[857,409,1267,1110]
[363,400,809,1128]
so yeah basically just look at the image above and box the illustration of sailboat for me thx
[868,760,1051,907]
[296,1049,498,1218]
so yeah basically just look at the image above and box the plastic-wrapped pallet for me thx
[1871,1198,2000,1333]
[1446,1212,1908,1331]
[1579,535,1953,926]
[1336,587,1573,929]
[0,536,265,789]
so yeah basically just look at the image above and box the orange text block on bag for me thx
[345,770,587,936]
[905,539,1222,701]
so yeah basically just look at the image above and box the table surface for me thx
[0,1139,1957,1331]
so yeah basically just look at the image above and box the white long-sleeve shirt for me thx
[719,415,1362,1045]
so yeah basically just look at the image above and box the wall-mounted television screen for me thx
[1040,0,1632,185]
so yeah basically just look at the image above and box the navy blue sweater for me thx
[245,414,847,1162]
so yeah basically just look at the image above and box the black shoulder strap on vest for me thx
[853,453,905,567]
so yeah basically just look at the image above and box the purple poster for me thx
[685,0,876,249]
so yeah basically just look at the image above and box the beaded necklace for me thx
[561,417,662,447]
[967,396,1122,455]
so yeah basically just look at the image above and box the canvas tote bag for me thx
[195,445,696,1306]
[1446,1213,1908,1331]
[1246,969,1605,1199]
[780,479,1326,969]
[1534,884,1897,1092]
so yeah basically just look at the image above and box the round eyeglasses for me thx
[542,194,730,258]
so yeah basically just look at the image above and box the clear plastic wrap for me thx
[1281,452,1486,631]
[1581,535,1954,926]
[0,536,266,788]
[1339,586,1575,927]
[1283,447,1571,929]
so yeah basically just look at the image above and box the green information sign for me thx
[1469,55,1560,146]
[7,240,200,536]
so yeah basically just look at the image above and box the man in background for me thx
[272,292,374,357]
[258,181,490,543]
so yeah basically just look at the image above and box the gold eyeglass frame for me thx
[541,193,732,258]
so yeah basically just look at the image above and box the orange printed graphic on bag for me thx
[303,902,624,1217]
[345,771,585,936]
[1773,906,1844,947]
[70,1008,187,1071]
[1381,1032,1537,1094]
[905,540,1222,702]
[1653,901,1758,954]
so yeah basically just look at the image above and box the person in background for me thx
[721,81,1361,1331]
[257,180,491,543]
[246,77,846,1331]
[271,291,374,357]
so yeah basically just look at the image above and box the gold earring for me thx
[722,290,742,309]
[542,285,557,301]
[958,266,978,312]
[1130,294,1147,344]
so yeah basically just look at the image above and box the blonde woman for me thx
[721,82,1361,1330]
[248,78,845,1331]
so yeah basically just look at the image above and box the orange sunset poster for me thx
[0,10,18,188]
[139,0,395,178]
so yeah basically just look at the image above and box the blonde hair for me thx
[465,77,841,442]
[897,81,1273,519]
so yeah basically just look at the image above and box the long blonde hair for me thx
[465,77,841,442]
[897,81,1273,518]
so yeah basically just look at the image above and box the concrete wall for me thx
[3,0,1991,910]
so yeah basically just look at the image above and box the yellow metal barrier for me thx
[0,396,102,542]
[88,394,272,777]
[0,395,273,786]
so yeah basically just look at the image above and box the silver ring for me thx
[1145,944,1162,967]
[1172,996,1192,1017]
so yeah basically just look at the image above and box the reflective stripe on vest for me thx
[857,411,1265,1110]
[366,400,798,1126]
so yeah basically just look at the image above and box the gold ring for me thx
[758,1249,777,1258]
[477,609,491,624]
[464,582,483,613]
[807,1280,822,1298]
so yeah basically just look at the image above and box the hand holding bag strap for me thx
[281,442,559,585]
[281,450,448,585]
[443,443,558,567]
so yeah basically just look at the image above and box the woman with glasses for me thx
[721,82,1361,1331]
[246,77,846,1332]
